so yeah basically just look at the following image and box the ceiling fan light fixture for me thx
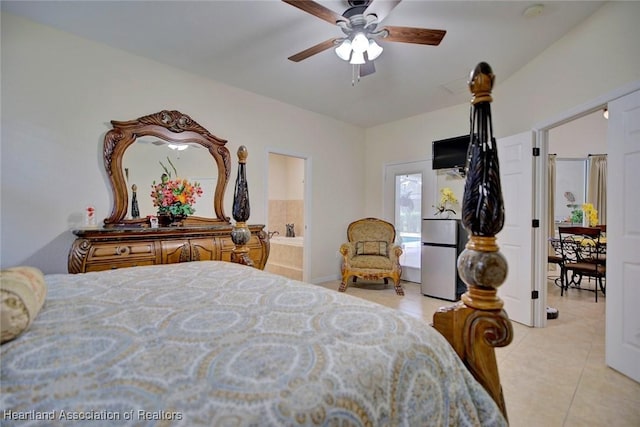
[282,0,447,83]
[350,50,366,65]
[351,32,369,53]
[335,39,352,61]
[366,39,383,60]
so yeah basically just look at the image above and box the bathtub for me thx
[266,236,304,280]
[269,236,304,247]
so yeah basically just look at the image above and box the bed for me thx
[1,261,506,426]
[1,63,513,426]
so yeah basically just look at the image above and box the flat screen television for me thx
[432,135,471,170]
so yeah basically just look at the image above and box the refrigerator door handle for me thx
[422,242,456,248]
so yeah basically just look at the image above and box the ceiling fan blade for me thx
[382,26,446,45]
[288,38,339,62]
[282,0,346,25]
[363,0,402,23]
[359,60,376,78]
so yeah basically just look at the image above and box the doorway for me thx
[395,172,422,282]
[533,82,640,328]
[536,109,609,327]
[265,152,309,282]
[537,88,640,383]
[383,161,435,283]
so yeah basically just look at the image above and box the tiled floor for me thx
[316,276,640,426]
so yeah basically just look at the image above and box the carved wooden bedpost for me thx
[432,62,513,421]
[230,146,254,267]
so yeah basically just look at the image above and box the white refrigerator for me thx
[421,219,468,301]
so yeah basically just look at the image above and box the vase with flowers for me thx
[434,187,458,219]
[581,203,598,227]
[150,157,203,226]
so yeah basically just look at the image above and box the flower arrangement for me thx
[582,203,598,227]
[150,158,203,217]
[434,187,458,216]
[570,203,598,226]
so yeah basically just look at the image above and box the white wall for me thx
[549,110,608,158]
[365,1,640,218]
[0,13,366,277]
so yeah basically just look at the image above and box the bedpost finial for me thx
[237,145,248,164]
[469,62,494,105]
[433,62,512,423]
[459,61,506,309]
[231,144,253,267]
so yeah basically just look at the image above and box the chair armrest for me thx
[389,244,403,262]
[340,243,354,262]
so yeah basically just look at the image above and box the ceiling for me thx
[2,1,605,128]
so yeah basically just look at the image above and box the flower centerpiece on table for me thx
[434,187,458,217]
[582,203,598,227]
[150,157,203,220]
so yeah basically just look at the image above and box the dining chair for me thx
[557,226,606,302]
[548,237,566,291]
[590,224,607,265]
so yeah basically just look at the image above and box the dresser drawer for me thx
[85,259,156,272]
[88,241,157,261]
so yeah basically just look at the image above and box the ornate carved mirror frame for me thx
[103,110,231,227]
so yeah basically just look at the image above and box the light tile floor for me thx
[316,276,640,426]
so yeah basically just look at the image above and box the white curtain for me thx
[588,155,607,225]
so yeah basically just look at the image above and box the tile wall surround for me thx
[268,200,304,237]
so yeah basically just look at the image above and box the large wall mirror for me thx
[103,110,231,227]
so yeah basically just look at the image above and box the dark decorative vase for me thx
[157,213,173,227]
[171,214,186,226]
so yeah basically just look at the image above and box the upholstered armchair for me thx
[339,218,404,296]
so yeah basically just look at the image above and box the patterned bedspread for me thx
[1,261,506,426]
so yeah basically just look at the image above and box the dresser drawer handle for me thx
[116,246,130,255]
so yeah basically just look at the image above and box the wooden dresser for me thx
[72,110,270,274]
[68,225,269,273]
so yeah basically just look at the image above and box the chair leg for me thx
[393,279,404,296]
[589,275,605,303]
[339,275,349,292]
[559,267,566,296]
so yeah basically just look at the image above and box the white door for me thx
[606,89,640,383]
[384,161,435,283]
[496,132,535,326]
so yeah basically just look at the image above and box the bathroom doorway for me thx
[266,152,308,281]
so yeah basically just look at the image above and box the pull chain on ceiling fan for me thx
[282,0,446,84]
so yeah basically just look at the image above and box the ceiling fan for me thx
[282,0,446,80]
